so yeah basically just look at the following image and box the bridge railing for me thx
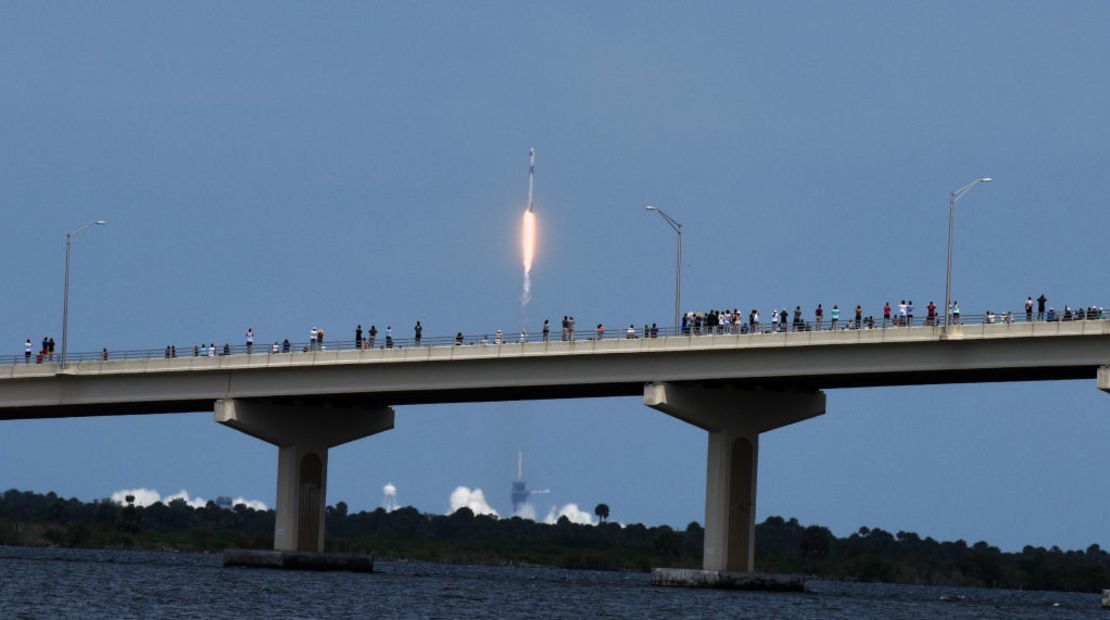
[7,306,1107,367]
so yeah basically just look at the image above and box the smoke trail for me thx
[449,486,500,517]
[521,209,536,306]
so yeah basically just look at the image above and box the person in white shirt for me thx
[495,329,503,344]
[208,343,216,357]
[310,327,318,351]
[246,328,254,354]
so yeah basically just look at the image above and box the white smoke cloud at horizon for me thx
[543,503,597,526]
[110,487,268,511]
[448,486,499,518]
[512,502,537,521]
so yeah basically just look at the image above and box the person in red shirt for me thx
[927,301,937,326]
[883,302,892,328]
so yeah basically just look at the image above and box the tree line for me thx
[0,489,1107,593]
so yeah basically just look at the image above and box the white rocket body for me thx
[527,147,535,212]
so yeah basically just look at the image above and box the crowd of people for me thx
[675,294,1105,336]
[16,294,1108,364]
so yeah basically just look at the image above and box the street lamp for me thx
[645,205,682,334]
[943,178,991,337]
[61,220,107,368]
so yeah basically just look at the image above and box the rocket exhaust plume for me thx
[521,147,536,306]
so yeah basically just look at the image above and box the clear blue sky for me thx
[2,2,1109,551]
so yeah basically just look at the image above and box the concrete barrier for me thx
[223,549,374,572]
[651,568,807,591]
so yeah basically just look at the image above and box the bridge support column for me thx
[215,399,394,552]
[1099,366,1110,394]
[645,383,825,573]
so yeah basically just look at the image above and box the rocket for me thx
[527,147,535,213]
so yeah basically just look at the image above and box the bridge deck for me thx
[0,320,1108,419]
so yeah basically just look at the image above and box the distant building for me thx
[511,452,549,514]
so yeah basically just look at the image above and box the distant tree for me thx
[800,525,833,559]
[594,503,610,523]
[125,495,135,506]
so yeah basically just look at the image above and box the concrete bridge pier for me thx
[1098,366,1110,394]
[214,399,394,552]
[645,383,825,579]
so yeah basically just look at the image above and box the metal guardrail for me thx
[7,306,1107,367]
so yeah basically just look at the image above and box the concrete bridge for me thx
[2,319,1109,573]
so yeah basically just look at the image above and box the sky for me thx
[2,2,1109,551]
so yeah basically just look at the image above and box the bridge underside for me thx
[0,364,1097,421]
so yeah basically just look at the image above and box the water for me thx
[0,546,1104,619]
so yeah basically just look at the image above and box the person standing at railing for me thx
[897,301,907,327]
[494,329,503,344]
[385,326,393,349]
[1025,297,1034,322]
[102,348,108,361]
[282,338,290,353]
[24,339,31,364]
[855,305,863,329]
[246,328,254,354]
[596,324,605,339]
[271,342,279,353]
[815,304,823,330]
[883,302,891,328]
[927,301,937,326]
[414,321,423,347]
[907,301,915,327]
[543,320,550,342]
[309,327,318,351]
[355,324,363,349]
[650,323,659,338]
[568,316,576,340]
[369,325,377,349]
[456,332,464,345]
[951,301,961,324]
[208,343,216,357]
[1036,294,1047,321]
[830,306,839,330]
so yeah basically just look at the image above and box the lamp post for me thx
[943,178,991,337]
[645,205,682,334]
[61,220,107,368]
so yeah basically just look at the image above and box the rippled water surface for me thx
[0,546,1104,619]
